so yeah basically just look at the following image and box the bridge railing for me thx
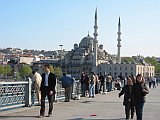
[0,79,32,111]
[0,78,81,111]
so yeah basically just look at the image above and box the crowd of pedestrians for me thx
[31,64,156,120]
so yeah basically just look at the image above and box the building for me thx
[64,9,116,78]
[64,9,155,79]
[98,63,155,78]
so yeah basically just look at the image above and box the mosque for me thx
[64,9,155,79]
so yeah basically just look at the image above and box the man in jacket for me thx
[60,73,74,102]
[38,63,57,118]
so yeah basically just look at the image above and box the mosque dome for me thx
[79,34,94,48]
[74,43,78,50]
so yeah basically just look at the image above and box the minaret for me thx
[92,8,98,73]
[117,17,122,64]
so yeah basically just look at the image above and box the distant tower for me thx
[117,17,122,64]
[92,8,98,73]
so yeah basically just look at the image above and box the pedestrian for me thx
[152,77,157,88]
[148,77,152,88]
[99,73,105,93]
[80,72,89,97]
[32,71,42,105]
[107,74,112,92]
[132,74,149,120]
[119,77,135,120]
[60,73,74,102]
[95,74,99,94]
[38,63,57,118]
[89,72,96,98]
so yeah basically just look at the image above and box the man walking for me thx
[38,63,57,118]
[32,71,42,105]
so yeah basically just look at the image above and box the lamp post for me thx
[59,45,63,70]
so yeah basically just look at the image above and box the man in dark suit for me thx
[38,63,56,118]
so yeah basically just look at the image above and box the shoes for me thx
[47,114,52,117]
[37,115,44,118]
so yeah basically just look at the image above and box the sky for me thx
[0,0,160,57]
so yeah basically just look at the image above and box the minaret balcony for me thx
[117,45,121,47]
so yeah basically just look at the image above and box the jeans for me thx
[89,84,95,97]
[107,82,112,92]
[135,101,145,120]
[81,84,86,97]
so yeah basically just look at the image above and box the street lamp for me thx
[59,45,63,69]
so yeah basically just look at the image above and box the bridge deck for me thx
[0,85,160,120]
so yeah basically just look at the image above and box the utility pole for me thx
[59,45,63,70]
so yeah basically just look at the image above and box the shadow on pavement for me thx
[0,115,37,118]
[68,118,126,120]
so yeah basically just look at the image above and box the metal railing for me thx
[0,78,81,111]
[0,80,32,111]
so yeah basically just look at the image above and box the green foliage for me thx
[49,65,54,73]
[15,72,21,80]
[3,65,12,79]
[19,65,32,79]
[144,57,160,73]
[144,57,158,66]
[0,64,4,75]
[121,57,134,64]
[54,67,62,76]
[49,65,62,76]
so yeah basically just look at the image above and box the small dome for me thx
[39,54,44,57]
[74,43,78,46]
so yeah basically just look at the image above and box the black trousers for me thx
[40,87,54,116]
[125,102,135,119]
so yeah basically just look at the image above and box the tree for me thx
[144,57,158,66]
[3,64,12,79]
[19,65,32,80]
[144,57,160,73]
[54,67,62,76]
[0,64,4,78]
[49,65,54,73]
[121,57,135,64]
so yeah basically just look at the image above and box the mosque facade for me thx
[64,9,155,79]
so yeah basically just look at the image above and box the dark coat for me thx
[40,72,56,94]
[132,82,149,104]
[119,85,134,105]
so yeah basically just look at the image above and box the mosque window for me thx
[120,67,122,71]
[125,72,128,77]
[115,72,117,76]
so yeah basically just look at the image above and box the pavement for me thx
[0,85,160,120]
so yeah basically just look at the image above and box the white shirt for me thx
[44,72,50,86]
